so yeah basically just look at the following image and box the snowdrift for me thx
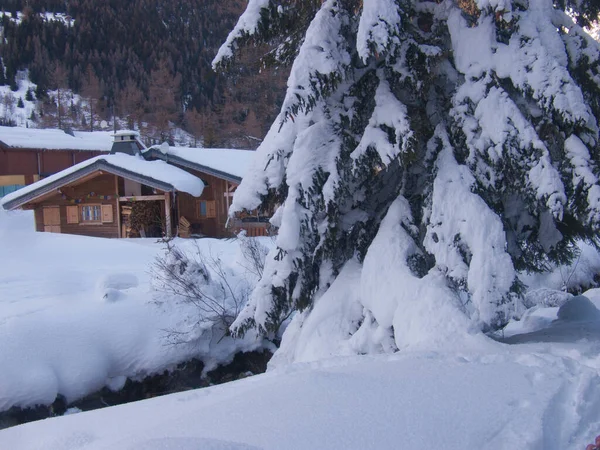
[0,210,266,412]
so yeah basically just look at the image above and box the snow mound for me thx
[97,273,139,292]
[500,295,600,344]
[556,295,600,322]
[97,273,139,302]
[585,288,600,308]
[501,306,560,338]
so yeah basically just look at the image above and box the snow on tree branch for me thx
[352,74,414,165]
[356,0,402,62]
[212,0,270,68]
[565,135,600,225]
[424,127,519,327]
[279,0,351,121]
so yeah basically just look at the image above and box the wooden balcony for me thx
[228,217,272,237]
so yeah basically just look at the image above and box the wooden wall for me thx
[0,150,38,177]
[0,148,105,180]
[177,170,233,238]
[39,151,72,175]
[32,173,119,238]
[73,151,101,164]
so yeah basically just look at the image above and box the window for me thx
[196,200,216,219]
[0,175,26,198]
[81,205,102,222]
[198,200,207,217]
[0,184,24,197]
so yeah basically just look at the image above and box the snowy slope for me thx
[2,343,600,450]
[0,71,37,127]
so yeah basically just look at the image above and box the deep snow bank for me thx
[0,208,33,233]
[2,346,600,450]
[0,211,269,412]
[500,295,600,344]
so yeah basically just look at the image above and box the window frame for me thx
[80,204,102,224]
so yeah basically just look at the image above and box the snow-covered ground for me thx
[2,210,600,449]
[0,209,265,413]
[2,333,600,450]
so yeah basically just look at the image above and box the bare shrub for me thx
[237,231,270,279]
[152,240,250,344]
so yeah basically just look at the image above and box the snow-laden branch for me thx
[212,0,270,69]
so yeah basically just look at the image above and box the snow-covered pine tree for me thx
[214,0,600,356]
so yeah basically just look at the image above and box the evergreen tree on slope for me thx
[214,0,600,355]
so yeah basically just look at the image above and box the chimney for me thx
[110,130,145,156]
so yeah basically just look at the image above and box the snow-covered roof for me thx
[1,154,204,210]
[0,126,113,151]
[144,146,255,183]
[113,130,139,138]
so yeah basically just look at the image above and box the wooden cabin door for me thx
[43,206,61,233]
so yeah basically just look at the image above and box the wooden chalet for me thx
[0,126,112,197]
[1,131,270,239]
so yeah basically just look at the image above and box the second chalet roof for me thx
[1,154,205,210]
[143,146,255,183]
[0,126,113,151]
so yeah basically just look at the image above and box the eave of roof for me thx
[143,148,243,184]
[2,160,178,210]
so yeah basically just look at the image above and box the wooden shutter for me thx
[206,200,216,218]
[66,206,79,224]
[101,204,114,223]
[43,206,60,225]
[42,206,61,233]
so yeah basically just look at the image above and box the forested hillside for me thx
[0,0,287,147]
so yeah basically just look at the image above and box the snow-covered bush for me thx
[521,241,600,296]
[152,241,252,344]
[522,288,572,309]
[237,231,270,279]
[215,0,600,356]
